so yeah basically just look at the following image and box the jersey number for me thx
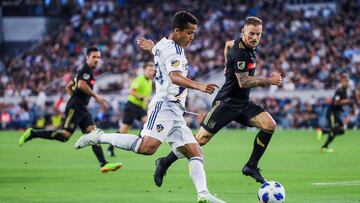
[154,63,164,85]
[71,75,78,91]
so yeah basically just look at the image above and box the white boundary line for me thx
[311,180,360,186]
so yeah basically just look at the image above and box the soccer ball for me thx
[258,181,286,203]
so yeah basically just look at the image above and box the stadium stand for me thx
[0,0,359,129]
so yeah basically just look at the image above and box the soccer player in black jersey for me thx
[317,74,352,153]
[142,16,283,186]
[18,47,122,173]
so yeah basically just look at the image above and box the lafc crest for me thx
[237,61,245,70]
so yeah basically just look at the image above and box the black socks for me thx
[92,145,107,167]
[28,129,68,142]
[246,130,273,167]
[161,151,179,169]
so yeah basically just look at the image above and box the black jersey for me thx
[67,63,95,107]
[214,39,257,102]
[329,87,348,112]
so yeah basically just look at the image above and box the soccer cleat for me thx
[242,165,266,184]
[320,147,334,153]
[197,191,226,203]
[100,162,123,173]
[316,128,323,141]
[154,158,167,187]
[107,145,116,157]
[75,128,104,149]
[19,128,32,147]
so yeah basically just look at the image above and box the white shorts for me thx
[140,101,197,152]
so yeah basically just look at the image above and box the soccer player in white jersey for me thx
[75,11,226,203]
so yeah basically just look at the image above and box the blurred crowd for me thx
[1,90,360,130]
[1,0,360,96]
[1,0,360,129]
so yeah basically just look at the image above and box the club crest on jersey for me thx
[83,73,90,80]
[171,60,180,68]
[248,63,256,70]
[156,124,164,132]
[237,61,245,70]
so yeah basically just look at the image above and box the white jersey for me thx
[150,37,189,108]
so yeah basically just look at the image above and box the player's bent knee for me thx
[195,128,213,146]
[197,137,210,146]
[139,143,158,155]
[141,147,156,155]
[262,120,277,133]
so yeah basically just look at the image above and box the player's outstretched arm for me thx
[78,79,108,106]
[235,72,282,88]
[137,38,155,53]
[169,71,218,94]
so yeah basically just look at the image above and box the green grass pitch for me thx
[1,129,360,203]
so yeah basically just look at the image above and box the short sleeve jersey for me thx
[150,37,189,107]
[215,39,257,102]
[329,87,348,112]
[67,63,95,107]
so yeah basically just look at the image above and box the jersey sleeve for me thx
[333,90,341,102]
[77,67,92,81]
[164,45,184,74]
[130,76,142,90]
[230,48,249,73]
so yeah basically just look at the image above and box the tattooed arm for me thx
[235,72,282,88]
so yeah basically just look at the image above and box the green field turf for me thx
[0,129,359,203]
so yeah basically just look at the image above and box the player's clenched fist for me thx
[269,72,282,86]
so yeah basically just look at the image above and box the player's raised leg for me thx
[75,128,162,155]
[19,128,71,146]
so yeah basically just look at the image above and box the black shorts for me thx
[62,105,94,133]
[122,101,147,125]
[326,110,343,128]
[200,100,265,134]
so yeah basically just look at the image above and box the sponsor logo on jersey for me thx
[248,63,256,70]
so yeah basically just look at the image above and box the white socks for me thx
[189,156,208,195]
[100,133,142,153]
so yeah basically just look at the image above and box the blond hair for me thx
[245,16,262,26]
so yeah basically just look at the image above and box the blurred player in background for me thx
[317,73,353,152]
[107,62,155,156]
[75,11,226,203]
[139,16,282,186]
[18,47,122,173]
